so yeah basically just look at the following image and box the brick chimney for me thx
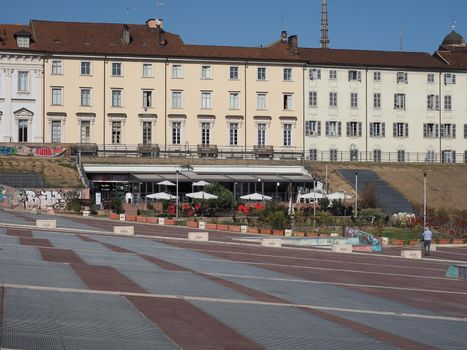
[281,30,287,42]
[287,35,298,54]
[122,24,131,45]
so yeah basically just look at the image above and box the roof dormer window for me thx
[14,31,32,48]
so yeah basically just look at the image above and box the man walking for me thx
[422,227,433,256]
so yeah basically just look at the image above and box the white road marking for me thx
[4,283,467,323]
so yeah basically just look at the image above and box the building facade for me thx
[0,19,465,163]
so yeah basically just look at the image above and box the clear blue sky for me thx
[1,0,466,53]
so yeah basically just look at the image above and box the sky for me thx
[1,0,467,53]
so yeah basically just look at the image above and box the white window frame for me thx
[329,70,337,80]
[142,121,152,144]
[427,73,434,84]
[283,68,292,81]
[51,120,62,143]
[309,68,321,80]
[172,121,181,145]
[16,36,30,48]
[111,62,123,76]
[18,71,29,92]
[326,121,341,137]
[229,92,240,110]
[283,94,293,110]
[348,70,361,81]
[427,94,439,111]
[80,61,91,75]
[229,66,239,80]
[444,73,456,85]
[305,120,321,136]
[444,95,452,111]
[257,123,266,145]
[347,121,362,137]
[111,121,122,144]
[80,88,91,107]
[394,93,406,110]
[329,92,337,107]
[201,65,212,79]
[393,122,409,138]
[111,89,123,107]
[257,67,266,80]
[51,60,63,75]
[201,122,211,145]
[308,91,317,107]
[256,93,267,110]
[171,90,183,109]
[80,120,91,143]
[283,124,292,146]
[172,64,183,79]
[51,87,63,106]
[373,93,381,108]
[201,91,212,109]
[229,123,238,145]
[373,71,381,81]
[397,71,408,84]
[350,92,358,108]
[369,122,385,137]
[143,90,153,109]
[142,63,153,77]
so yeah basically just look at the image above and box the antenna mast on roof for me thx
[320,0,329,48]
[451,15,456,31]
[125,7,130,24]
[156,0,164,21]
[400,27,403,51]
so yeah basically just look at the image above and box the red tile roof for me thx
[435,45,467,69]
[0,24,37,51]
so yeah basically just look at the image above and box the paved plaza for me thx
[0,208,466,349]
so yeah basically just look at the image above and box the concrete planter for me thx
[452,239,464,244]
[186,221,199,228]
[272,229,284,236]
[109,213,119,220]
[125,215,137,222]
[165,219,176,225]
[146,217,158,224]
[248,227,259,234]
[205,223,217,230]
[390,239,404,246]
[228,225,241,232]
[437,239,449,244]
[136,216,147,223]
[293,231,305,237]
[216,224,229,231]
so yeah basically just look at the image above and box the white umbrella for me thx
[193,180,210,186]
[326,192,352,200]
[146,192,177,200]
[157,180,176,186]
[299,191,325,200]
[240,192,272,201]
[185,191,218,200]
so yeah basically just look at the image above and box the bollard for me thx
[119,214,126,221]
[284,229,293,237]
[198,221,206,229]
[240,225,248,233]
[158,218,165,225]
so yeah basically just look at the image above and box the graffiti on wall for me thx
[0,146,67,157]
[0,184,89,210]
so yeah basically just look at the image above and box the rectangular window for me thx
[283,94,293,110]
[51,121,61,143]
[329,92,337,107]
[373,71,381,81]
[309,149,318,161]
[201,91,212,109]
[51,87,63,105]
[369,122,385,137]
[325,121,341,136]
[283,124,292,146]
[427,94,440,110]
[442,150,455,163]
[229,66,239,80]
[229,123,238,145]
[257,67,266,80]
[441,123,456,138]
[201,122,210,145]
[80,88,91,106]
[444,95,452,111]
[308,91,317,107]
[348,70,361,81]
[17,36,29,48]
[427,73,434,84]
[142,63,153,77]
[397,150,405,163]
[350,92,358,108]
[18,71,29,92]
[172,64,182,78]
[171,91,183,108]
[257,123,266,145]
[423,123,439,138]
[444,73,456,85]
[346,121,362,137]
[112,62,122,76]
[111,89,122,107]
[283,68,292,81]
[51,60,63,75]
[305,120,321,136]
[143,90,153,109]
[373,93,381,108]
[393,122,409,138]
[80,61,91,75]
[142,121,152,144]
[465,151,467,164]
[80,121,91,143]
[172,122,181,144]
[397,71,408,84]
[426,150,436,163]
[309,68,321,80]
[465,124,467,139]
[329,70,337,80]
[201,65,212,79]
[330,149,338,161]
[257,93,267,110]
[229,92,240,109]
[18,119,28,142]
[111,121,121,144]
[373,149,382,162]
[394,93,406,109]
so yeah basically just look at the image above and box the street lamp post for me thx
[354,170,358,218]
[313,179,316,229]
[423,169,427,228]
[276,182,280,202]
[175,167,180,220]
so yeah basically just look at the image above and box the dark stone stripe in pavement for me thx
[126,295,263,350]
[6,228,32,237]
[9,212,36,223]
[140,254,192,272]
[19,237,53,247]
[298,306,436,350]
[39,247,85,264]
[70,263,146,293]
[77,235,134,253]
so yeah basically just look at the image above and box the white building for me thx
[0,25,43,143]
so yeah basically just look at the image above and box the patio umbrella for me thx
[146,192,177,200]
[326,192,352,200]
[193,180,210,187]
[299,191,325,200]
[240,192,272,201]
[185,191,218,200]
[157,180,176,186]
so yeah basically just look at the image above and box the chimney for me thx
[281,30,287,42]
[146,18,163,29]
[287,35,298,54]
[122,24,131,45]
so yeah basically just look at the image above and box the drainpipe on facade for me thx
[42,55,46,143]
[438,71,442,162]
[164,59,168,151]
[365,67,368,162]
[244,62,248,153]
[103,57,107,149]
[302,65,306,160]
